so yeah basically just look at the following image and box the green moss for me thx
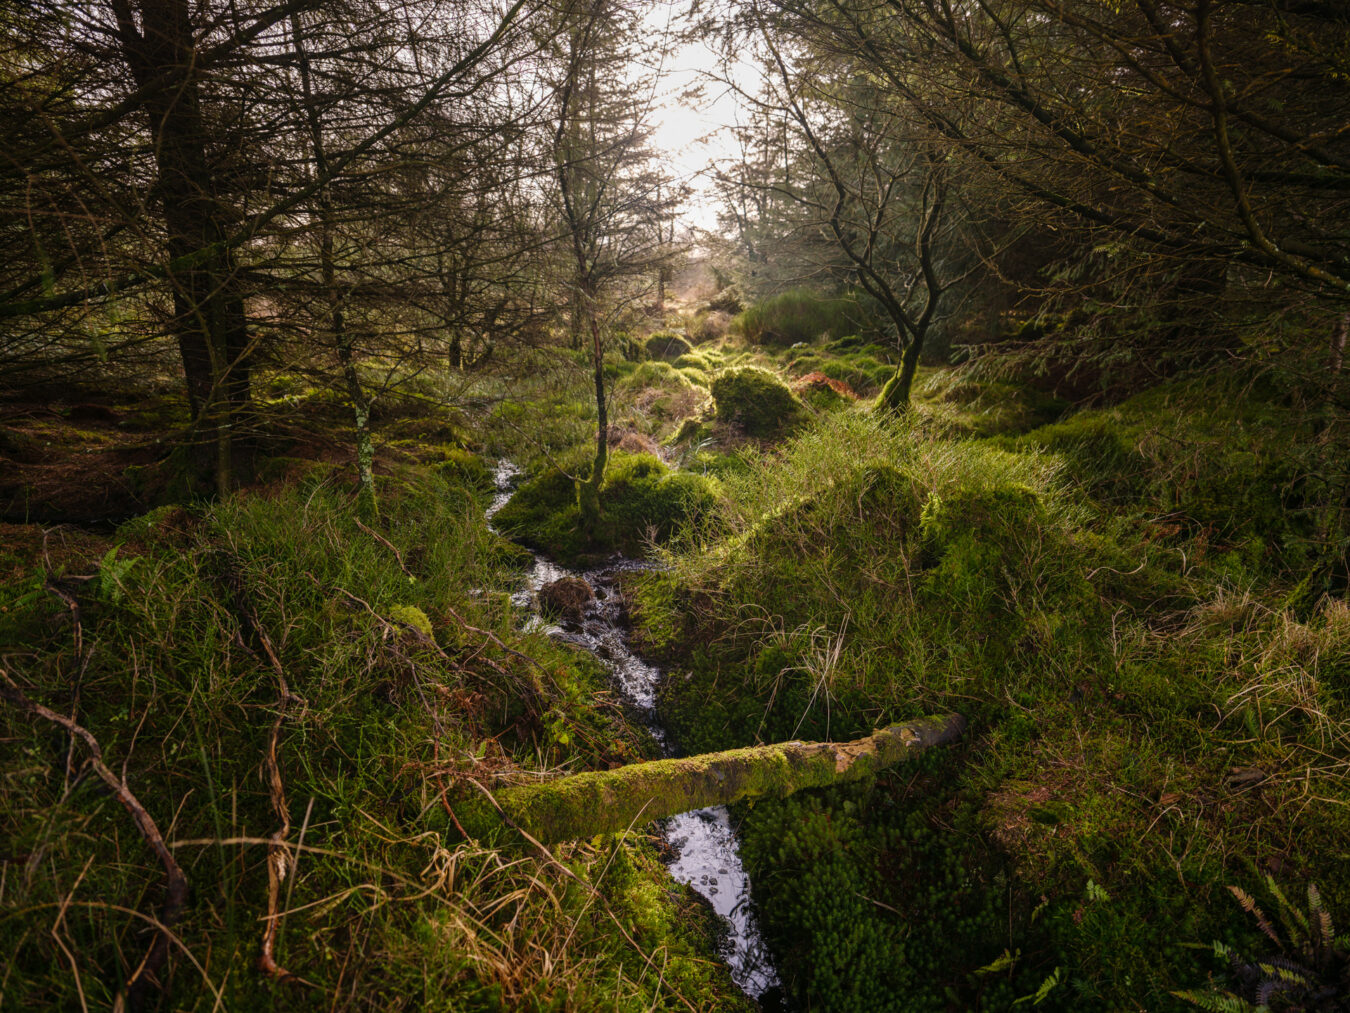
[619,360,692,390]
[645,331,693,360]
[388,603,434,638]
[672,352,712,371]
[491,451,720,566]
[710,367,805,438]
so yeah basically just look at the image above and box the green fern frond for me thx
[1308,883,1334,952]
[1266,876,1309,947]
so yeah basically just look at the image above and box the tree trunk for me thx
[454,713,966,845]
[112,0,249,495]
[578,308,607,534]
[876,335,924,413]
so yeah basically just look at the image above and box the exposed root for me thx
[0,670,187,1008]
[208,547,309,985]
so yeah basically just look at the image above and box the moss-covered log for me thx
[456,713,966,845]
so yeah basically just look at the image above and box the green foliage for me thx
[645,331,693,360]
[491,450,720,566]
[1176,879,1350,1012]
[633,395,1350,1012]
[733,289,874,346]
[709,366,805,438]
[434,447,493,492]
[0,462,753,1010]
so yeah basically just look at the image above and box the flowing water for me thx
[487,462,782,1001]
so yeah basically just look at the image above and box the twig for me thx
[0,670,187,1008]
[206,547,308,984]
[353,517,413,579]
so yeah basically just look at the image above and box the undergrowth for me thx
[632,387,1350,1011]
[0,463,749,1011]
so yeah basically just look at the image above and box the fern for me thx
[1177,879,1350,1012]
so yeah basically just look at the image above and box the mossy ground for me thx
[491,449,720,567]
[6,287,1348,1011]
[631,376,1350,1011]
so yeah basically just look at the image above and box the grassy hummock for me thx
[710,366,805,439]
[630,386,1350,1011]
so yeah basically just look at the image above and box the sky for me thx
[642,1,758,232]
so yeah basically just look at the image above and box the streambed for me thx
[487,462,781,1001]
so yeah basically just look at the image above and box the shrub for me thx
[710,367,805,438]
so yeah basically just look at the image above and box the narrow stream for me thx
[487,462,782,1002]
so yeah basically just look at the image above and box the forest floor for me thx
[2,290,1348,1011]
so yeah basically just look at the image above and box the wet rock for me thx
[538,576,594,621]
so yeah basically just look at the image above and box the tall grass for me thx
[0,465,749,1010]
[732,289,875,346]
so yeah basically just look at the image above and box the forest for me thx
[1,0,1348,1009]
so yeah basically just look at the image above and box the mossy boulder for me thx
[710,367,805,438]
[645,332,693,361]
[491,451,721,566]
[538,577,595,621]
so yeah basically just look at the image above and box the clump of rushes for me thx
[0,460,750,1011]
[632,393,1350,1011]
[732,288,873,345]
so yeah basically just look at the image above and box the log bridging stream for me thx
[458,713,967,845]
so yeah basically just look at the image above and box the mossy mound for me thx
[710,367,805,438]
[492,450,720,566]
[619,360,693,390]
[788,352,894,395]
[916,374,1069,437]
[645,332,693,361]
[673,352,713,372]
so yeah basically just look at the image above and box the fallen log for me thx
[456,713,966,845]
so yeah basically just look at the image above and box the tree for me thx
[550,0,682,532]
[1,0,541,497]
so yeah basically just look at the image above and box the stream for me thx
[487,462,782,1002]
